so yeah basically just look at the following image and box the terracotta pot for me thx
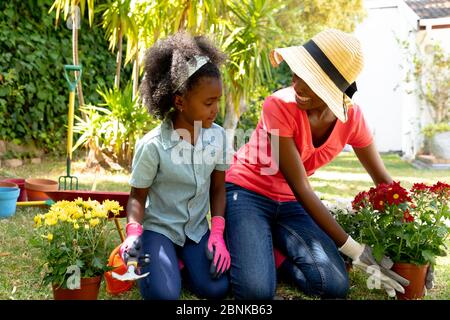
[0,181,19,188]
[52,276,102,300]
[1,178,27,201]
[25,178,58,201]
[392,262,429,300]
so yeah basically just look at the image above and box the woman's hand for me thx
[339,236,410,297]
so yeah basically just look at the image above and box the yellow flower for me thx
[89,218,100,227]
[102,200,123,217]
[92,208,108,219]
[73,208,84,220]
[41,233,53,241]
[44,215,58,226]
[59,212,68,222]
[74,223,79,230]
[33,215,42,227]
[85,212,92,219]
[84,224,90,230]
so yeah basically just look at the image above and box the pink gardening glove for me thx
[206,216,231,278]
[274,248,286,269]
[119,222,143,264]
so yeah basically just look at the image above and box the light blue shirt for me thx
[129,118,232,246]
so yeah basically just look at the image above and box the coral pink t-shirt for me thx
[225,87,373,202]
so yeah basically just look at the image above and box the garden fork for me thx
[59,65,82,190]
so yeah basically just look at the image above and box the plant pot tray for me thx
[44,190,129,218]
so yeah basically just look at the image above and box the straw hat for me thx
[270,29,364,123]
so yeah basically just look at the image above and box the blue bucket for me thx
[0,187,20,218]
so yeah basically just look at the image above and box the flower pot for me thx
[52,276,102,300]
[392,263,429,300]
[25,178,58,201]
[0,187,20,218]
[0,181,18,188]
[430,131,450,160]
[1,178,27,201]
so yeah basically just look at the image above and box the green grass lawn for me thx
[0,152,449,300]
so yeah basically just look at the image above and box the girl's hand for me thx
[119,222,143,263]
[206,216,231,278]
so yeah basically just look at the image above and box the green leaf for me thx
[76,259,85,269]
[92,256,104,270]
[421,250,436,264]
[0,87,9,97]
[372,243,385,263]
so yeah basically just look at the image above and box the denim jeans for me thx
[225,183,349,300]
[138,230,229,300]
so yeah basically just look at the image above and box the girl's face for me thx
[291,73,327,111]
[176,77,222,128]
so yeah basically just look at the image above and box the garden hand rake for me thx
[59,65,82,190]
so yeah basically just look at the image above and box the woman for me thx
[225,29,409,299]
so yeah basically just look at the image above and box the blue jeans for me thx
[137,230,229,300]
[225,183,349,300]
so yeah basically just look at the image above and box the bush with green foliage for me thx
[0,0,129,153]
[234,62,294,134]
[73,83,158,170]
[422,122,450,138]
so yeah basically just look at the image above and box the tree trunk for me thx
[223,92,246,152]
[132,49,139,100]
[115,27,123,89]
[178,1,190,30]
[85,140,112,171]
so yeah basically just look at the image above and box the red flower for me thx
[367,182,411,210]
[429,181,450,198]
[368,185,387,210]
[411,183,429,193]
[403,209,414,223]
[385,181,411,205]
[352,191,369,210]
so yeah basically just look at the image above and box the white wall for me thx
[428,28,450,51]
[353,0,450,159]
[353,0,419,156]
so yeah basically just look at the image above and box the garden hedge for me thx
[0,0,130,154]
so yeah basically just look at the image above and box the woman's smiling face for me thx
[291,73,327,111]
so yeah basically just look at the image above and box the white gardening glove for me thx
[424,265,435,296]
[339,236,410,298]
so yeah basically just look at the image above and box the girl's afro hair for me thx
[140,31,227,120]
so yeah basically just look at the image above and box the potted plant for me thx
[413,43,450,160]
[31,198,123,300]
[333,181,449,299]
[422,122,450,160]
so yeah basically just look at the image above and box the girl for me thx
[120,32,231,300]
